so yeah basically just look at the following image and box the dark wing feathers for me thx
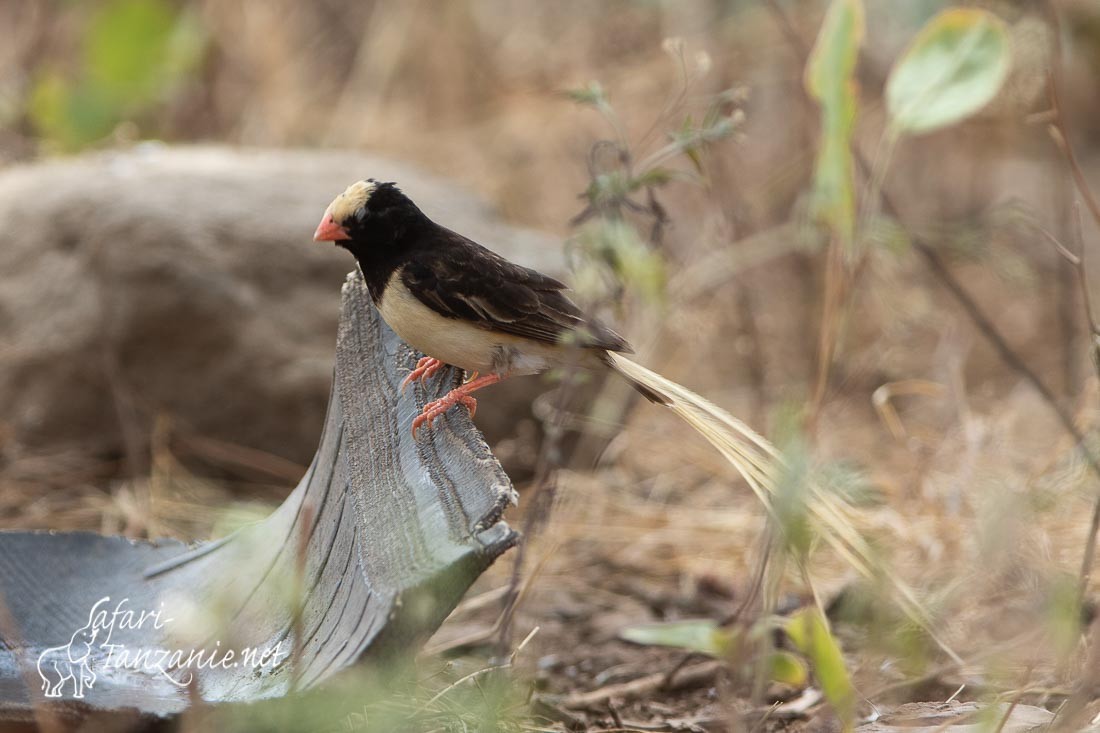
[401,229,631,352]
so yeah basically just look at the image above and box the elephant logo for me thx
[37,617,100,698]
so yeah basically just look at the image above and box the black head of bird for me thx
[313,179,428,250]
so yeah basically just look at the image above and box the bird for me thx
[308,180,903,638]
[313,178,668,436]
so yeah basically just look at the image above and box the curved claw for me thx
[401,357,445,392]
[410,372,504,439]
[412,395,477,438]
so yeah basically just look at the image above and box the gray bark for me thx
[0,271,516,720]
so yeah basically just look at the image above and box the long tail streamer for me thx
[607,353,962,665]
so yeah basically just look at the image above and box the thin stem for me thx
[1045,0,1100,595]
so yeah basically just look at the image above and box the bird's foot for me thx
[412,393,478,437]
[411,373,503,438]
[401,356,445,392]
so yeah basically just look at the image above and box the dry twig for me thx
[556,660,724,711]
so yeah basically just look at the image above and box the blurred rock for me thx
[857,701,1053,733]
[0,144,560,468]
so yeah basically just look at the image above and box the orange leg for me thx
[411,373,504,438]
[401,356,446,392]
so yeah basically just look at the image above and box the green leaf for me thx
[564,80,608,108]
[619,619,735,657]
[27,72,72,146]
[668,115,738,159]
[1044,574,1084,663]
[29,0,204,150]
[632,167,675,189]
[787,608,856,732]
[805,0,864,100]
[586,171,632,207]
[804,0,865,249]
[886,8,1010,135]
[620,621,810,688]
[28,71,117,150]
[573,219,666,303]
[86,0,178,100]
[767,651,809,687]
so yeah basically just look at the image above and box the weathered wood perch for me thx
[0,271,517,721]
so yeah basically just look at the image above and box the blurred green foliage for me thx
[774,437,815,560]
[206,660,527,733]
[805,0,864,251]
[564,66,743,316]
[29,0,204,150]
[886,8,1010,135]
[571,218,667,305]
[619,618,735,656]
[829,579,935,677]
[618,618,811,688]
[1044,574,1085,664]
[806,2,1012,257]
[786,608,856,732]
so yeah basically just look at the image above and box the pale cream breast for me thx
[377,270,565,375]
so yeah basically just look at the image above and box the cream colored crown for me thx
[329,180,377,224]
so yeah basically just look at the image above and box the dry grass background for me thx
[5,0,1100,730]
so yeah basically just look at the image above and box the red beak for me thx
[313,206,351,242]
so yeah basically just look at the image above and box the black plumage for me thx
[315,179,667,418]
[336,180,631,353]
